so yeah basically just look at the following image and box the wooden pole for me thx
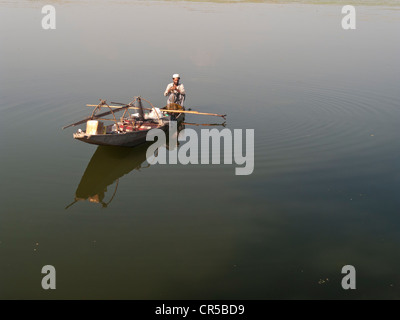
[87,104,227,119]
[62,104,131,129]
[182,122,226,127]
[86,104,143,109]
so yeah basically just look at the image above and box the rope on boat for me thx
[91,99,118,124]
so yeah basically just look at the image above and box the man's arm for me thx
[178,84,185,95]
[164,84,172,96]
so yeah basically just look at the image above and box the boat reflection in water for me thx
[67,121,185,209]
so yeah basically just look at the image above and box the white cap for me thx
[172,73,180,79]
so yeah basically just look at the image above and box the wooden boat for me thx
[64,97,185,148]
[73,112,185,148]
[63,96,226,148]
[65,121,187,209]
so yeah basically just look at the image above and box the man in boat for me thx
[164,73,185,109]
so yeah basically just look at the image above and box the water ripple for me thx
[254,81,400,172]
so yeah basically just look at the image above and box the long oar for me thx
[162,109,226,119]
[183,122,226,127]
[88,103,150,111]
[110,102,226,119]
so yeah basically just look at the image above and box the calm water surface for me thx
[1,0,400,299]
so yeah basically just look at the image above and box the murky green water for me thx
[1,0,400,299]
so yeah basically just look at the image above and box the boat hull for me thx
[73,113,184,148]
